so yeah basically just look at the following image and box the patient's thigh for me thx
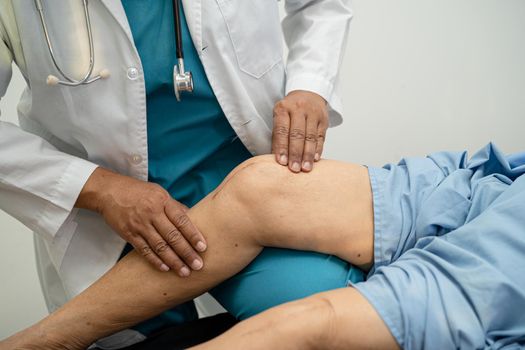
[210,248,365,320]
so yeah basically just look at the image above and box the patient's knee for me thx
[212,155,288,212]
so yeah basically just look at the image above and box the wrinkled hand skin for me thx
[272,90,329,173]
[75,167,207,276]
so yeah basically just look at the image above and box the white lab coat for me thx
[0,0,351,347]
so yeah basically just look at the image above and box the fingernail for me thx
[180,266,191,277]
[291,162,301,172]
[160,264,170,272]
[196,241,207,252]
[279,154,288,165]
[191,259,203,270]
[314,153,320,161]
[302,161,312,171]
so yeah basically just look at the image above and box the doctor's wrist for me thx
[75,166,117,214]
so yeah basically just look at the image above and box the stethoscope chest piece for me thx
[174,58,194,102]
[172,0,193,102]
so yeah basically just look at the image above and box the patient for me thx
[2,143,525,349]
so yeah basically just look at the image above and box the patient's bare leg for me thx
[2,155,375,349]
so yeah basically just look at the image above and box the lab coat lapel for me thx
[182,0,203,53]
[98,0,135,45]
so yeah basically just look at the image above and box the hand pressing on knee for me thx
[272,91,329,173]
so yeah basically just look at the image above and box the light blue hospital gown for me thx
[355,143,525,349]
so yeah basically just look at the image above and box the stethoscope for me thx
[34,0,194,102]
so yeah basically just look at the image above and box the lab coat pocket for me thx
[216,0,283,78]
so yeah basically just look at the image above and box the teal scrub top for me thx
[121,0,251,335]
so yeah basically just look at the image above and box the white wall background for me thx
[1,0,524,339]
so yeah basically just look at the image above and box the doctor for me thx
[0,0,352,347]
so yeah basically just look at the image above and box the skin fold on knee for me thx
[208,155,289,241]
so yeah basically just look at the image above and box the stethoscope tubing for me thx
[35,0,100,86]
[173,0,184,60]
[35,0,192,97]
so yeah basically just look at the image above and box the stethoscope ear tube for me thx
[36,0,191,98]
[35,0,110,86]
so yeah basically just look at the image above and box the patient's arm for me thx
[2,155,391,349]
[192,288,398,350]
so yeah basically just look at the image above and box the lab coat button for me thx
[127,67,139,80]
[129,154,143,165]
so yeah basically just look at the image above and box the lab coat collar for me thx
[99,0,203,53]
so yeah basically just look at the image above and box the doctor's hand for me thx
[76,167,207,276]
[272,90,329,173]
